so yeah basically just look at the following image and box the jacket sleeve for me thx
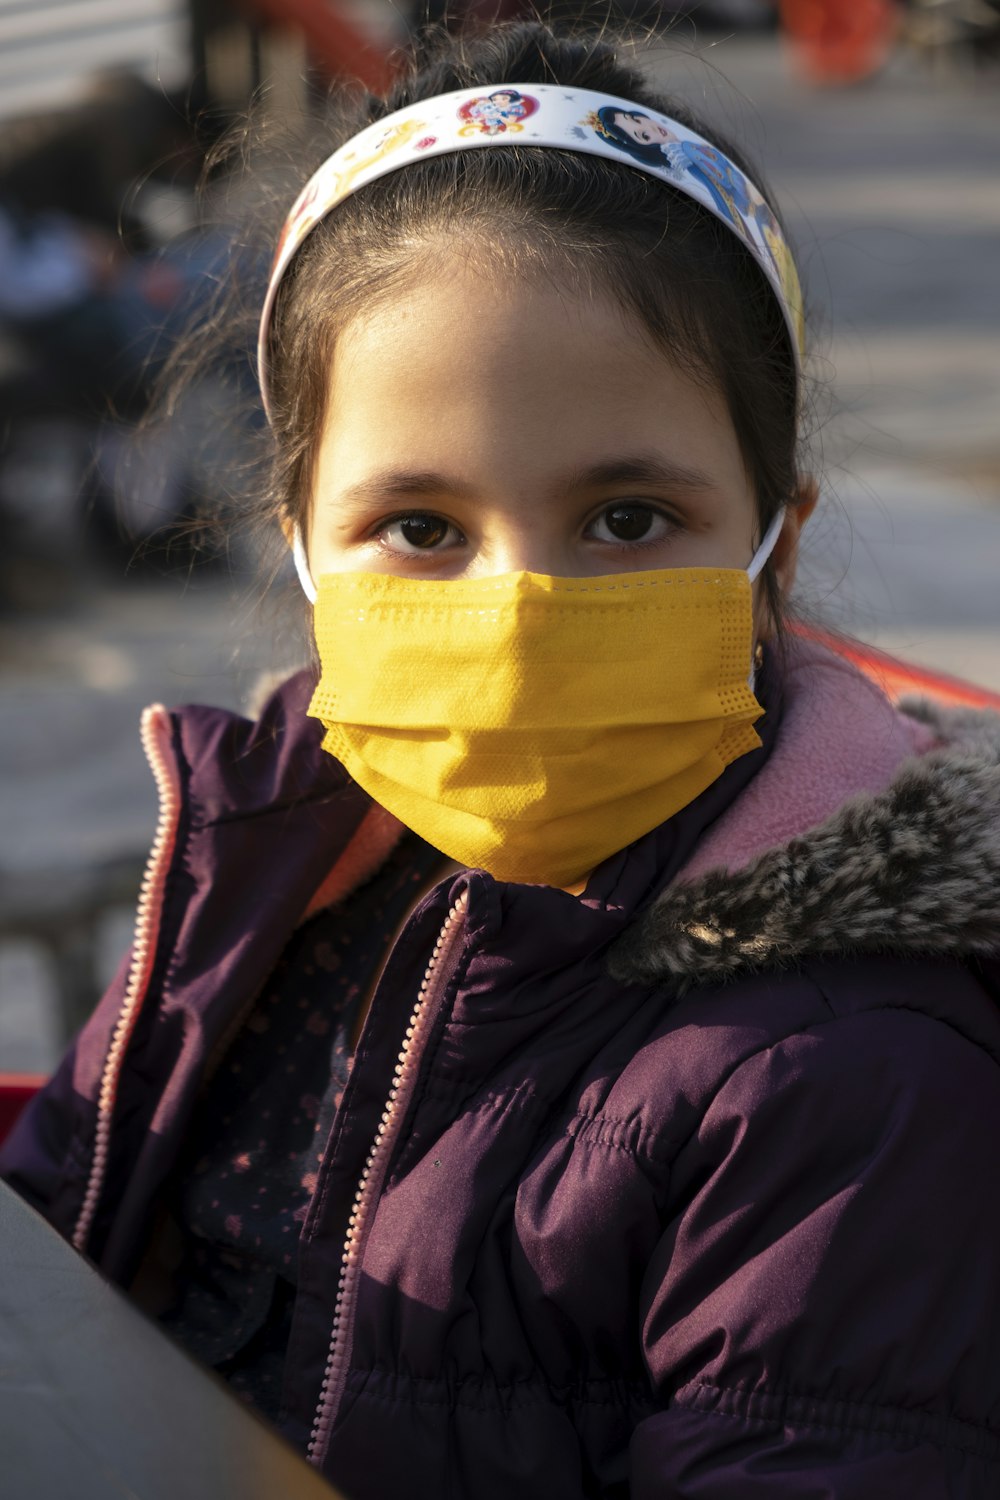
[0,949,131,1239]
[630,1004,1000,1498]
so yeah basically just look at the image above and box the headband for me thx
[257,84,804,418]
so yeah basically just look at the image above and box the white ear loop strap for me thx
[747,506,786,690]
[292,506,785,603]
[747,507,785,583]
[292,524,318,604]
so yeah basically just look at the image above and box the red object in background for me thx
[239,0,399,94]
[780,0,900,83]
[795,625,1000,710]
[0,1074,46,1145]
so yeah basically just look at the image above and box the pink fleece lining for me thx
[677,637,935,884]
[301,803,407,921]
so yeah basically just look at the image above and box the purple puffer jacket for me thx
[4,638,1000,1499]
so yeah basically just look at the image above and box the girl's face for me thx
[306,251,803,608]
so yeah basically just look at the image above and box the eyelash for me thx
[586,504,682,552]
[370,513,465,558]
[369,503,683,558]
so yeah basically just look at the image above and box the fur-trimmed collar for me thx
[609,670,1000,992]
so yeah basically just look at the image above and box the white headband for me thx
[257,83,804,419]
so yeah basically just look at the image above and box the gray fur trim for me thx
[609,701,1000,991]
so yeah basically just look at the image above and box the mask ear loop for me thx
[747,507,785,582]
[747,507,786,690]
[292,524,318,605]
[294,509,786,606]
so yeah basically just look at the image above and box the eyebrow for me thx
[563,454,718,495]
[336,470,477,509]
[334,454,717,509]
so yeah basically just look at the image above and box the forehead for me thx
[316,255,750,511]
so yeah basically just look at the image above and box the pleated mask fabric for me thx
[308,563,766,887]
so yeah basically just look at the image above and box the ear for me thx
[772,475,819,597]
[279,514,296,549]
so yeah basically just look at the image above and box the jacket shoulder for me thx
[168,667,353,826]
[590,952,1000,1168]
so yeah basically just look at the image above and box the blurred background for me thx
[1,0,998,1070]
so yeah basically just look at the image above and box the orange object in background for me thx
[780,0,900,83]
[792,625,1000,711]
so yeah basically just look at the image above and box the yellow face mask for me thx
[304,515,781,889]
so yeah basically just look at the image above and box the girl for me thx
[4,21,1000,1499]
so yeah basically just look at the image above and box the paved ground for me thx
[2,26,998,1069]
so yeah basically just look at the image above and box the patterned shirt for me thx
[159,832,445,1421]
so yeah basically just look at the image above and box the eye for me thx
[586,503,676,547]
[377,512,462,554]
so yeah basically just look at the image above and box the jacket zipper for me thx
[72,705,181,1254]
[306,889,469,1468]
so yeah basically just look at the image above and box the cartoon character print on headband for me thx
[273,173,325,270]
[458,91,539,137]
[331,118,428,200]
[584,106,796,293]
[579,105,805,356]
[587,109,749,233]
[276,116,429,267]
[744,191,804,338]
